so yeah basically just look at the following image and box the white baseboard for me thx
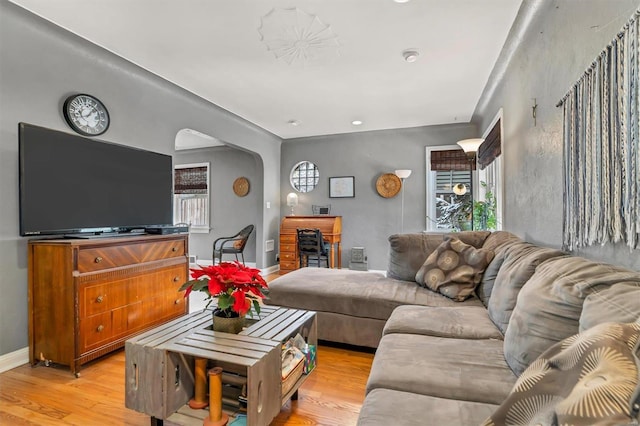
[0,346,28,373]
[261,264,280,276]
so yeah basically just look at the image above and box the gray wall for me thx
[0,3,281,356]
[175,147,262,263]
[281,124,477,270]
[472,0,640,271]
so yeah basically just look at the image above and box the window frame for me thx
[425,144,466,232]
[479,109,504,230]
[174,162,210,234]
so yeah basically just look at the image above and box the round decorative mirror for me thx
[290,161,319,192]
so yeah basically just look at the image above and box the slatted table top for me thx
[158,306,315,363]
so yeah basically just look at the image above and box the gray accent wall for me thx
[472,0,640,271]
[281,124,477,270]
[175,147,262,263]
[0,3,281,356]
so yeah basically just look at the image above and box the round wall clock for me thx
[376,173,402,198]
[233,177,250,197]
[63,94,110,136]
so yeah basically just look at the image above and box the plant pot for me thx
[212,309,245,334]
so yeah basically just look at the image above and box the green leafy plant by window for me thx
[473,181,497,231]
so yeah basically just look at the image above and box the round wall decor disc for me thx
[233,177,250,197]
[376,173,402,198]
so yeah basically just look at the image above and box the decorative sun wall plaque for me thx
[233,177,250,197]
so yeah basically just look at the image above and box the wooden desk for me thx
[279,215,342,274]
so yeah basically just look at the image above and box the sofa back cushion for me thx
[580,281,640,332]
[503,256,640,375]
[487,243,565,334]
[387,231,490,281]
[475,231,523,307]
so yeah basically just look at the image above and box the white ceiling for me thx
[10,0,522,139]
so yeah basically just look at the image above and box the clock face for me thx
[63,94,109,136]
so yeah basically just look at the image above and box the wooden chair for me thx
[212,224,254,265]
[296,228,330,268]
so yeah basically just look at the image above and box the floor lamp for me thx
[395,169,412,233]
[456,138,483,231]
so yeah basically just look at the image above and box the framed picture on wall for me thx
[329,176,355,198]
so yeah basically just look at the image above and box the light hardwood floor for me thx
[0,271,375,425]
[0,344,374,425]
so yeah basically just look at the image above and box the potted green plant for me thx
[180,261,269,333]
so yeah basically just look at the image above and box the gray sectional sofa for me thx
[267,231,640,425]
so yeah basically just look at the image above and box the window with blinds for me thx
[174,163,210,233]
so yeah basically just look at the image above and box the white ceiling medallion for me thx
[258,8,340,65]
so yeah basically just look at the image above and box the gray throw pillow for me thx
[415,238,494,302]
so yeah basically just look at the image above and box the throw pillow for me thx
[481,322,640,426]
[415,238,494,301]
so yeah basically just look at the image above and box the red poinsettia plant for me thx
[179,261,268,318]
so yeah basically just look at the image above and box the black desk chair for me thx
[297,228,330,268]
[213,224,254,265]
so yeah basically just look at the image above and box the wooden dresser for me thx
[28,234,189,376]
[279,216,342,274]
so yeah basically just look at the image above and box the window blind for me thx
[174,166,207,194]
[430,149,476,171]
[478,119,501,170]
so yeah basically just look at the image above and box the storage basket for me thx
[281,357,304,396]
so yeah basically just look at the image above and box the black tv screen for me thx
[19,123,173,237]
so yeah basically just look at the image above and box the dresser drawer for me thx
[80,311,113,352]
[280,243,297,253]
[81,280,129,317]
[280,235,296,244]
[78,240,185,273]
[280,252,297,262]
[279,260,298,271]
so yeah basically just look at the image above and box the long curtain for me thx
[559,9,639,251]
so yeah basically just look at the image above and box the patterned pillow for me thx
[481,322,640,426]
[414,238,494,301]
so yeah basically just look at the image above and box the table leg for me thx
[337,243,342,269]
[150,417,163,426]
[329,245,335,268]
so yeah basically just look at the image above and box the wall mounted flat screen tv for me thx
[19,123,173,237]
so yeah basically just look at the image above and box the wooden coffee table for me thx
[125,306,317,426]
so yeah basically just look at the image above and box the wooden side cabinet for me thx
[28,234,189,376]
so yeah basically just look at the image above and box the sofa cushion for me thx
[580,282,640,332]
[383,305,503,340]
[503,256,640,375]
[358,389,499,426]
[487,243,565,334]
[387,231,491,282]
[366,333,517,405]
[415,238,494,301]
[483,322,640,426]
[266,268,482,322]
[475,231,523,307]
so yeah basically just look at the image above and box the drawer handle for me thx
[175,299,181,305]
[96,295,104,303]
[172,247,178,252]
[97,325,104,333]
[173,276,180,282]
[94,256,103,263]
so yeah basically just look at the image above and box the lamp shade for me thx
[452,183,467,195]
[286,192,298,207]
[456,138,484,154]
[394,169,412,179]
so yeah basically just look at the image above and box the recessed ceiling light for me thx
[288,120,299,126]
[351,120,363,126]
[394,0,411,3]
[402,49,419,63]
